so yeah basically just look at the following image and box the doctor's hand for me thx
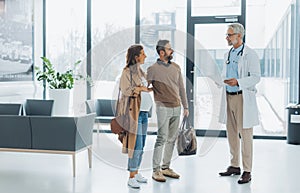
[224,78,238,86]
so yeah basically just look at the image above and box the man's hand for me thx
[224,78,238,86]
[183,109,189,117]
[146,87,153,92]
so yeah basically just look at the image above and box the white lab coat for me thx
[218,45,261,128]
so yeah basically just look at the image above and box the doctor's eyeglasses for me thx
[226,33,237,38]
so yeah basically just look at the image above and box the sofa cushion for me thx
[24,99,54,116]
[0,103,22,115]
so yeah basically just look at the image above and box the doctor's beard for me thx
[228,38,238,46]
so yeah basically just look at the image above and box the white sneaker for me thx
[128,178,140,189]
[135,173,148,183]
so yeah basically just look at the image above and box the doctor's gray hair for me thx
[228,23,245,39]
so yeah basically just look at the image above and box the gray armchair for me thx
[85,99,96,114]
[86,99,116,134]
[85,99,153,133]
[95,99,116,123]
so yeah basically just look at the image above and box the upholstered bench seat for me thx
[0,113,96,177]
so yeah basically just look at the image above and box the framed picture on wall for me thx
[0,0,34,81]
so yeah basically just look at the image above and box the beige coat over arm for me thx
[118,66,144,158]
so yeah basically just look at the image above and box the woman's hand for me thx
[135,86,149,92]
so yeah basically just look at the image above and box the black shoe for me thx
[219,166,241,176]
[238,172,251,184]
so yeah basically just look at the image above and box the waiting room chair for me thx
[85,99,117,133]
[85,100,96,114]
[95,99,117,123]
[85,100,99,133]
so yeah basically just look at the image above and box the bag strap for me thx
[115,88,121,115]
[186,116,193,131]
[179,116,188,131]
[130,67,133,86]
[115,68,133,115]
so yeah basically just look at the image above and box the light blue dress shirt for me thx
[226,44,243,92]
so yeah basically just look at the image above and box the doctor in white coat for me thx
[218,23,261,184]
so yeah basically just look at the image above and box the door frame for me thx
[186,0,246,137]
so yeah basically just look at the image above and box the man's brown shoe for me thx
[238,172,251,184]
[219,166,241,176]
[152,170,166,182]
[161,168,180,179]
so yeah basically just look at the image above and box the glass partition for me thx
[246,1,295,136]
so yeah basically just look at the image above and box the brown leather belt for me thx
[226,90,243,95]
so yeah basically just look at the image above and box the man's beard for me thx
[166,55,173,61]
[228,39,238,46]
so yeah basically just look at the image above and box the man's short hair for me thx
[228,23,245,39]
[156,40,170,55]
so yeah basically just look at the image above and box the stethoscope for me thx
[226,43,245,64]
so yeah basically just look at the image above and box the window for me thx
[0,0,37,103]
[191,0,241,17]
[0,0,34,81]
[91,0,135,99]
[46,0,87,114]
[140,0,187,130]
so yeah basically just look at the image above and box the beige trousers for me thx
[152,106,181,171]
[226,93,253,172]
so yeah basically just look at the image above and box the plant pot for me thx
[48,89,71,116]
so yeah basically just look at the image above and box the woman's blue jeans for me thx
[128,111,148,172]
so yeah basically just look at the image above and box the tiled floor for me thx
[0,133,299,193]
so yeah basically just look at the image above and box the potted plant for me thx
[35,56,91,89]
[35,57,92,115]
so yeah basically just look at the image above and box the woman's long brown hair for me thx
[126,44,144,67]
